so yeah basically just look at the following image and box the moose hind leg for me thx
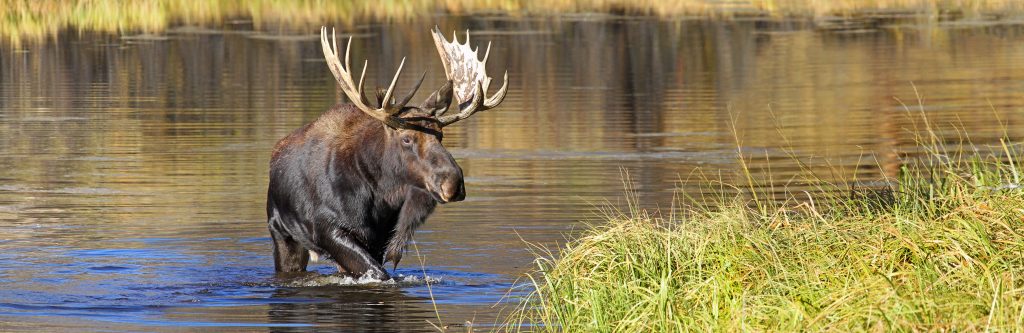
[269,224,309,273]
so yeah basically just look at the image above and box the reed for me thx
[3,0,1024,46]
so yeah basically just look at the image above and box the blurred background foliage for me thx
[3,0,1024,46]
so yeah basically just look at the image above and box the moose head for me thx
[319,27,508,204]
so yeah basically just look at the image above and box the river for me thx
[1,15,1024,331]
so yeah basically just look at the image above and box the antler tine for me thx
[381,57,406,110]
[357,60,368,105]
[484,70,508,108]
[338,30,345,67]
[321,27,342,86]
[344,34,372,107]
[482,42,491,65]
[320,26,411,129]
[394,72,426,111]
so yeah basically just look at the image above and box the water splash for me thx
[283,273,444,288]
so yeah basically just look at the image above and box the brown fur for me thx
[267,100,463,278]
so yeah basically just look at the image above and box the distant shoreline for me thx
[3,0,1024,46]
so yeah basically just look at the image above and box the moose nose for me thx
[442,178,465,203]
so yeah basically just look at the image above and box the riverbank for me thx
[4,0,1024,46]
[510,141,1024,331]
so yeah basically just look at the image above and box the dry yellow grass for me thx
[508,129,1024,332]
[2,0,1023,46]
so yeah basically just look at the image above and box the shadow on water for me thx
[2,14,1024,331]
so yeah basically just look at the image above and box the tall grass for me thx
[3,0,1024,46]
[507,113,1024,331]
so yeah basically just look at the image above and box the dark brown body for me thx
[268,26,505,279]
[266,104,462,279]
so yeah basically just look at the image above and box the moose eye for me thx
[401,137,412,145]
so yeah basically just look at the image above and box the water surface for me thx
[2,16,1024,331]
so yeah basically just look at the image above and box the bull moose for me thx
[265,27,507,279]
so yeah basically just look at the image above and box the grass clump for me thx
[510,142,1024,331]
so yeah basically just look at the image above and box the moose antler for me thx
[430,27,508,126]
[320,27,424,129]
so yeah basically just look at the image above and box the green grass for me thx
[508,122,1024,331]
[3,0,1024,46]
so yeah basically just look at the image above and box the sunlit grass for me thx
[507,109,1024,331]
[3,0,1024,46]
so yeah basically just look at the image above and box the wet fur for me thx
[267,104,446,279]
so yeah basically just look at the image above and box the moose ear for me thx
[374,87,389,109]
[421,80,453,117]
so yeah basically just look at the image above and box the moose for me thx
[265,27,507,279]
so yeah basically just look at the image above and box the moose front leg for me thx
[320,229,390,280]
[384,189,436,270]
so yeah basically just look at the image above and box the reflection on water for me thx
[1,16,1024,331]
